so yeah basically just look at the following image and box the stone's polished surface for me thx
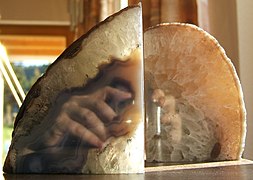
[144,23,246,163]
[82,50,144,174]
[4,5,144,174]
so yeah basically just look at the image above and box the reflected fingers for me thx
[76,107,109,141]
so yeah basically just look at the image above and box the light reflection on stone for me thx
[3,5,144,174]
[10,53,144,174]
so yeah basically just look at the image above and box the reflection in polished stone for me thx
[3,5,144,174]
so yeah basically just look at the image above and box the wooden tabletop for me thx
[2,159,253,180]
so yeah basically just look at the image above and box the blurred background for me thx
[0,0,252,165]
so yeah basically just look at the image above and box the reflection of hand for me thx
[44,86,132,149]
[18,86,133,173]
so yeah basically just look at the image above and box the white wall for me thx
[198,0,239,72]
[0,0,69,24]
[237,0,253,159]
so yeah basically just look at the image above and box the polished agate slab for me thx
[4,5,144,174]
[144,23,246,163]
